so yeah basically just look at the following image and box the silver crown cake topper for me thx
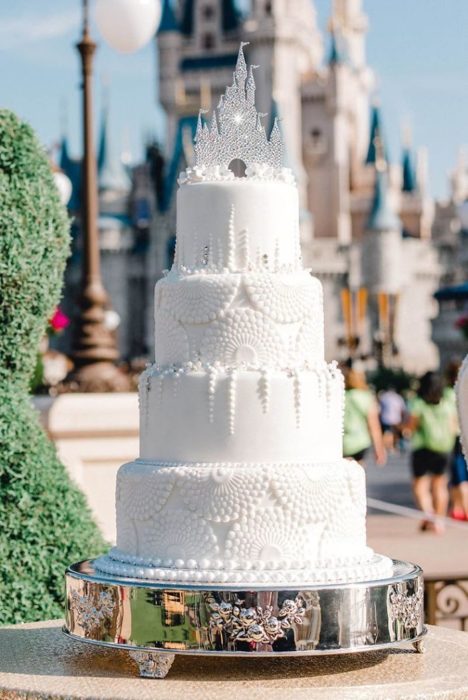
[194,42,284,171]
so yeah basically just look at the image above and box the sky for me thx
[1,0,468,199]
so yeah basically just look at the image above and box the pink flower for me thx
[49,308,70,332]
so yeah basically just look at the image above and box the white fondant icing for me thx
[157,273,239,324]
[154,310,189,366]
[139,366,344,463]
[96,458,393,585]
[154,271,324,370]
[176,181,301,273]
[244,273,319,323]
[200,308,287,368]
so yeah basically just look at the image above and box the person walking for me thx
[342,367,386,466]
[379,386,407,453]
[445,360,468,521]
[406,371,458,534]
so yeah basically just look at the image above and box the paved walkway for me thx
[364,451,468,579]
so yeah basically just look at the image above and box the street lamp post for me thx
[69,0,160,391]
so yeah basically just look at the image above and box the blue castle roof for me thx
[97,107,131,193]
[159,0,178,32]
[159,114,199,212]
[328,31,347,66]
[365,105,388,165]
[401,147,417,193]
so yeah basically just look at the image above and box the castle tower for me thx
[302,28,353,243]
[331,0,367,67]
[332,0,373,166]
[244,0,322,210]
[362,160,402,296]
[158,0,182,155]
[157,0,243,160]
[398,127,433,240]
[361,155,402,365]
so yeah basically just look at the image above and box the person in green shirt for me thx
[342,367,386,466]
[407,371,458,534]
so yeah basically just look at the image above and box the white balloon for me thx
[104,309,121,330]
[53,171,72,206]
[95,0,161,54]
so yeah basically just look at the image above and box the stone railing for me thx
[425,578,468,631]
[34,392,139,543]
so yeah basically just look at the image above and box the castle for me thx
[60,0,455,373]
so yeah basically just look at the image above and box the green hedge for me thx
[0,110,105,624]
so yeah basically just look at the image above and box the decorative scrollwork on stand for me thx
[207,595,305,644]
[389,583,424,630]
[71,589,115,635]
[428,579,468,630]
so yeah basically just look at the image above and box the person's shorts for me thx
[346,448,368,462]
[450,437,468,486]
[411,448,449,478]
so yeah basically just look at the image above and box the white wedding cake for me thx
[96,44,391,586]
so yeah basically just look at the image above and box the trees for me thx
[0,110,105,623]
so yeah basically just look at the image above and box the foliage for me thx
[367,366,416,394]
[455,314,468,340]
[0,110,105,624]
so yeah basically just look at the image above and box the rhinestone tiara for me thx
[194,42,284,171]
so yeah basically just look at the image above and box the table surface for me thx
[0,621,467,699]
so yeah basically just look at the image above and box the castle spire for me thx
[328,30,346,66]
[365,103,386,165]
[401,124,417,193]
[97,101,131,193]
[367,156,400,232]
[159,0,178,33]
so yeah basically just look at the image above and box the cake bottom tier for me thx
[96,458,393,584]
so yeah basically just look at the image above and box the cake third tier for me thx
[95,457,392,585]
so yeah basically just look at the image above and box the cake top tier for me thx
[179,43,291,185]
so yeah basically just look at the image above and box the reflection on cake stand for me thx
[64,558,426,678]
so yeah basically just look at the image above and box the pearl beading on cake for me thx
[104,458,385,585]
[94,550,393,586]
[178,164,295,186]
[139,361,344,435]
[154,271,324,370]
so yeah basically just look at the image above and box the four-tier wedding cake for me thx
[95,44,392,587]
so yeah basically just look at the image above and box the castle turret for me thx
[245,0,322,213]
[401,125,417,194]
[158,0,182,156]
[361,153,402,365]
[331,0,368,69]
[97,105,131,196]
[362,155,402,295]
[365,104,385,166]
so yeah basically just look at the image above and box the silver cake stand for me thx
[63,558,426,678]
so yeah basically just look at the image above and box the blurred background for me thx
[1,0,468,631]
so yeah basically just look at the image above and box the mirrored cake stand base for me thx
[64,558,426,679]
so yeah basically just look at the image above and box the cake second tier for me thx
[140,363,344,464]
